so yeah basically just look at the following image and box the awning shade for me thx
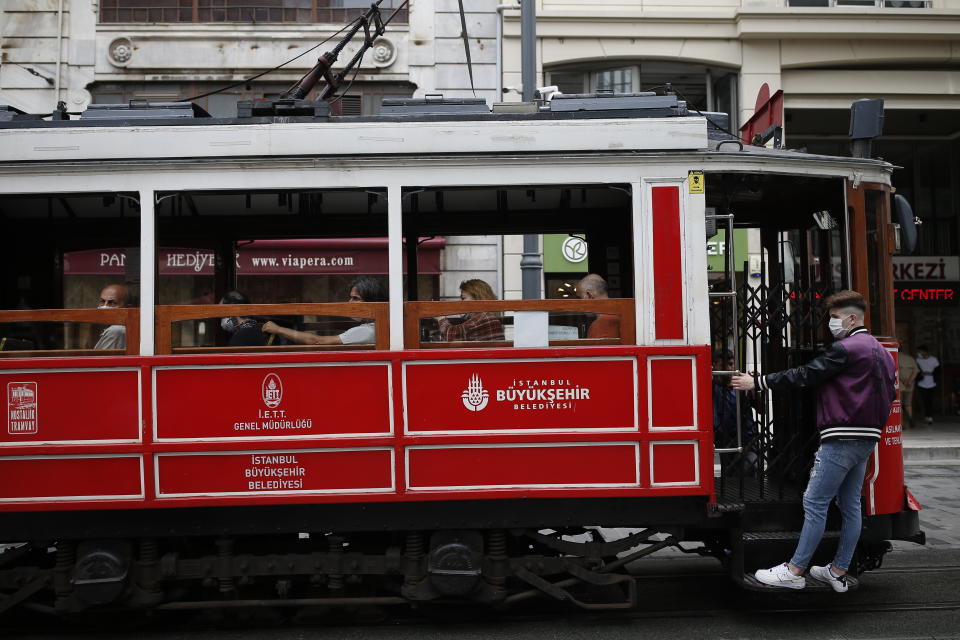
[63,238,445,276]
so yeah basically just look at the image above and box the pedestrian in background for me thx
[898,344,919,428]
[916,345,940,425]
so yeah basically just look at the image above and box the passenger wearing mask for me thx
[731,290,896,593]
[94,283,130,350]
[261,276,385,346]
[437,279,504,342]
[219,291,266,347]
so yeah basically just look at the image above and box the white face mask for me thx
[828,316,848,339]
[97,305,110,310]
[221,317,238,332]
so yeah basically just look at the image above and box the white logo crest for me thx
[461,374,489,412]
[7,382,38,435]
[262,373,283,408]
[561,236,588,263]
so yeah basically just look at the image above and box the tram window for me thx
[418,308,624,347]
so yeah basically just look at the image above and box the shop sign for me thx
[63,241,443,277]
[543,235,589,273]
[892,282,959,305]
[706,230,749,273]
[892,256,959,282]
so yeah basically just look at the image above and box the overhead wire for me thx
[326,0,410,106]
[178,15,362,103]
[669,85,743,141]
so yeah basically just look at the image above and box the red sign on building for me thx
[403,357,638,434]
[154,363,393,441]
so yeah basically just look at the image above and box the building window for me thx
[595,68,634,94]
[546,62,737,119]
[99,0,409,24]
[89,82,414,117]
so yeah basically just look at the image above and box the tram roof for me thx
[0,97,893,185]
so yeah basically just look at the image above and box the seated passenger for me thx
[219,290,266,347]
[576,274,620,339]
[437,279,504,342]
[261,276,385,346]
[94,283,130,350]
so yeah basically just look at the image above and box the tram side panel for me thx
[0,346,714,522]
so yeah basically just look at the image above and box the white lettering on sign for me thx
[244,454,306,490]
[166,250,216,273]
[892,256,959,282]
[100,252,125,268]
[498,378,591,412]
[248,255,356,269]
[706,241,726,256]
[7,382,38,435]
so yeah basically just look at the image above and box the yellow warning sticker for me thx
[688,171,705,194]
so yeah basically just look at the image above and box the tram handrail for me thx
[403,299,635,349]
[0,308,140,357]
[155,303,389,355]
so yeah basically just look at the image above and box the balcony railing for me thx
[99,0,409,24]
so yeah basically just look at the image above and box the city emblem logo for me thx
[262,373,283,408]
[461,374,489,412]
[7,382,38,435]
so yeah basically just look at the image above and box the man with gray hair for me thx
[576,273,619,339]
[94,283,130,350]
[731,290,895,592]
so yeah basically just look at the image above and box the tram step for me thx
[742,530,840,542]
[742,572,859,592]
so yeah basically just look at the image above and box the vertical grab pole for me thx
[387,184,404,350]
[139,189,156,356]
[710,211,743,456]
[727,215,742,453]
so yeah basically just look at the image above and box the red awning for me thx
[63,238,446,276]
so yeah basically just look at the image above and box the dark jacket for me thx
[755,327,896,442]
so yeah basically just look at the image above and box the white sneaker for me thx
[754,563,805,589]
[809,565,849,593]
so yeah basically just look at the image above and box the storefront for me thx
[893,255,959,417]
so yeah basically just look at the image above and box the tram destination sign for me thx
[153,363,392,441]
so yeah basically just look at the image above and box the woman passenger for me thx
[437,279,504,342]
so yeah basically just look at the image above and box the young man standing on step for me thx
[731,290,896,592]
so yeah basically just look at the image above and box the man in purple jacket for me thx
[731,290,896,592]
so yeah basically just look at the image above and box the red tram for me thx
[0,93,923,613]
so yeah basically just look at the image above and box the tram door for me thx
[708,173,849,500]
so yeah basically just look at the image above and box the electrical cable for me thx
[326,0,409,105]
[178,16,362,103]
[670,85,743,141]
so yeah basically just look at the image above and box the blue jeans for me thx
[790,439,877,572]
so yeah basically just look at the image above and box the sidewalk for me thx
[902,415,960,462]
